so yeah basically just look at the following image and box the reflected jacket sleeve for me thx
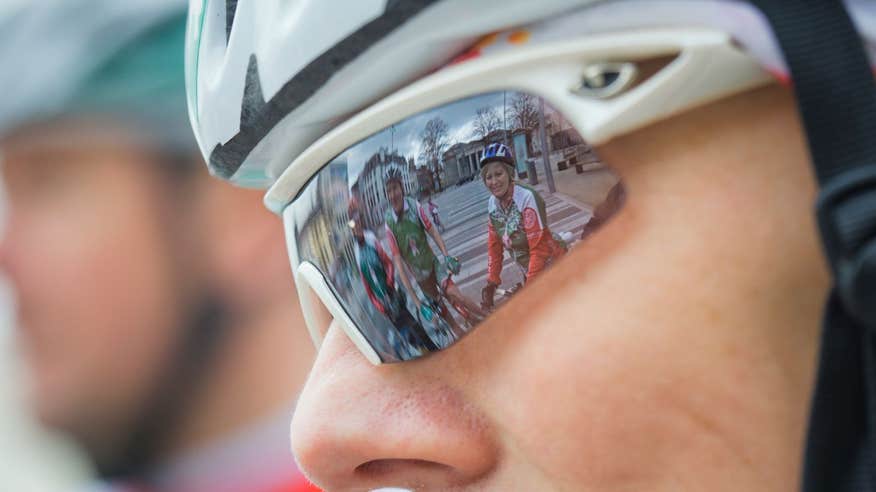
[487,221,504,285]
[362,277,384,314]
[521,191,555,282]
[385,224,400,257]
[360,233,391,315]
[376,238,395,289]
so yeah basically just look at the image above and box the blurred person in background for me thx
[0,1,316,491]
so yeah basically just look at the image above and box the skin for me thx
[482,162,514,205]
[0,118,313,468]
[387,180,406,221]
[291,85,828,491]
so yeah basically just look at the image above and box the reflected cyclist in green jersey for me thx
[382,167,487,334]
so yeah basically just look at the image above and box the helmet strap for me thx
[749,1,876,490]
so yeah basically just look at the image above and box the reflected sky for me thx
[343,92,510,185]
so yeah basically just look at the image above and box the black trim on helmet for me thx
[240,54,266,130]
[225,0,238,43]
[744,1,876,491]
[207,0,441,179]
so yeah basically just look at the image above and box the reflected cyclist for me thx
[348,197,437,352]
[480,143,568,309]
[383,167,487,333]
[426,194,444,233]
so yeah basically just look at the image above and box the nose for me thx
[291,322,498,491]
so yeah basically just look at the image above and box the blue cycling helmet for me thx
[480,143,514,165]
[479,142,515,178]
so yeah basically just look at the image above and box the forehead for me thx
[2,117,149,157]
[483,161,509,173]
[0,119,179,209]
[0,117,171,182]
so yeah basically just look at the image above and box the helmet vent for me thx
[571,55,678,100]
[572,62,638,99]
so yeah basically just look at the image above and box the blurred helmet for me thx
[0,0,194,152]
[0,0,221,478]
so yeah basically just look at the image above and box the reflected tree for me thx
[418,116,450,190]
[472,106,502,140]
[508,92,539,132]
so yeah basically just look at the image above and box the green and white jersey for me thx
[384,196,437,284]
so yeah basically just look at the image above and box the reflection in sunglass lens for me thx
[287,91,624,362]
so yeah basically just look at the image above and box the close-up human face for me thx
[289,85,829,491]
[482,162,512,200]
[0,120,187,452]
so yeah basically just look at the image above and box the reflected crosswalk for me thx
[430,180,593,300]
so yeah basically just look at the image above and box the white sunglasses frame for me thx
[265,27,773,365]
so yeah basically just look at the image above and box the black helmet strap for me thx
[749,1,876,490]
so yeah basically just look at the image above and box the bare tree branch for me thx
[417,116,450,171]
[508,92,539,132]
[472,106,502,140]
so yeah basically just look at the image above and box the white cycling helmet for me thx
[185,0,598,187]
[186,0,875,189]
[0,0,192,150]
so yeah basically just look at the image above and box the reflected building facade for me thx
[442,129,508,186]
[443,140,485,185]
[297,159,353,287]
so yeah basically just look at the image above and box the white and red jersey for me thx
[486,183,565,285]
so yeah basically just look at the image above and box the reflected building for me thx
[442,129,508,186]
[297,159,353,287]
[440,109,603,187]
[443,140,485,185]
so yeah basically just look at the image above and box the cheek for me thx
[468,212,692,486]
[461,187,808,488]
[14,173,180,422]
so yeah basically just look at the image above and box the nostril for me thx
[355,459,452,478]
[354,459,462,490]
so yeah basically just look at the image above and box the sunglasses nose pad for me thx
[296,262,383,365]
